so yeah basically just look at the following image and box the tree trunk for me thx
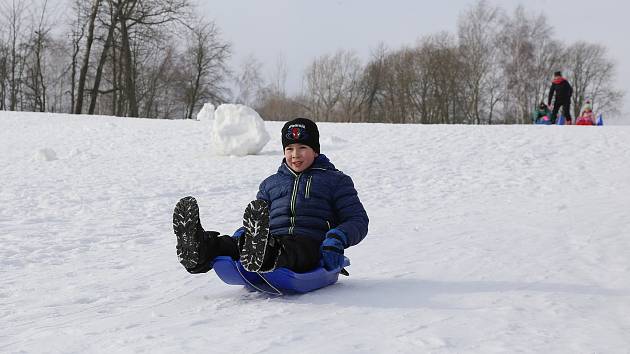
[119,16,138,117]
[88,11,117,114]
[186,62,202,119]
[75,0,101,114]
[9,13,18,111]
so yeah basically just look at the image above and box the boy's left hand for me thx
[321,229,347,271]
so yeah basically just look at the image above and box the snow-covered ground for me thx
[1,112,629,353]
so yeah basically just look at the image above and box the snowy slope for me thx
[1,112,629,353]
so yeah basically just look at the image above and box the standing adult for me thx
[547,71,573,124]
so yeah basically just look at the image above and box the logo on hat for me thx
[286,124,309,141]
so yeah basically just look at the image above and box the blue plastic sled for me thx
[597,114,604,126]
[211,256,350,295]
[557,114,565,125]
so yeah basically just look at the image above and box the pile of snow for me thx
[210,104,270,156]
[320,135,349,150]
[196,103,215,121]
[34,148,58,161]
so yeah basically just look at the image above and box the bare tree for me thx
[112,0,192,117]
[256,54,307,121]
[1,0,28,111]
[457,0,503,124]
[497,6,556,123]
[88,0,121,115]
[563,42,624,118]
[360,43,388,123]
[68,0,87,113]
[233,54,263,107]
[180,20,231,119]
[269,53,288,98]
[0,21,8,109]
[303,49,363,122]
[20,0,53,112]
[74,0,101,114]
[44,36,73,112]
[378,47,414,123]
[336,51,364,122]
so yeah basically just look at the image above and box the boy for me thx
[547,71,574,125]
[172,118,369,275]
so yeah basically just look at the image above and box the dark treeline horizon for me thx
[0,0,623,124]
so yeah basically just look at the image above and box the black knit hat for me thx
[554,71,562,77]
[281,118,320,153]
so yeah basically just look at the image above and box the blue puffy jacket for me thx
[256,154,369,248]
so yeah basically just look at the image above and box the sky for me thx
[200,0,630,116]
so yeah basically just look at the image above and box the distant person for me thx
[172,118,369,276]
[532,101,552,124]
[576,99,595,126]
[547,71,573,124]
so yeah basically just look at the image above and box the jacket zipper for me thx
[289,172,301,235]
[305,176,313,199]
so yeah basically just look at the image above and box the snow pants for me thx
[552,100,572,124]
[194,233,322,274]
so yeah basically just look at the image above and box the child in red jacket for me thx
[576,99,595,126]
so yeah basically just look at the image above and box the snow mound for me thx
[35,148,58,161]
[211,104,270,156]
[196,103,215,121]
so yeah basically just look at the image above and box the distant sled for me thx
[575,113,604,126]
[556,114,565,125]
[534,115,553,125]
[211,256,350,295]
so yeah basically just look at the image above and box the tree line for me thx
[1,0,624,123]
[246,1,623,124]
[0,0,230,119]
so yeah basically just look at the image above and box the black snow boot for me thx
[172,196,218,273]
[239,200,280,272]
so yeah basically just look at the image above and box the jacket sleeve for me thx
[547,83,555,105]
[255,179,271,203]
[332,174,369,248]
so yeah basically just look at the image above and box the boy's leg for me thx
[173,196,239,274]
[239,200,322,273]
[240,199,281,272]
[275,236,322,273]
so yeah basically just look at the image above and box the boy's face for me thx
[284,143,318,173]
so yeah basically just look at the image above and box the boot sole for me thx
[173,196,201,269]
[240,200,270,272]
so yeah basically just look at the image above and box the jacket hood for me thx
[279,154,336,175]
[552,77,566,84]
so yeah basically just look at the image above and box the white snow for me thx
[1,112,629,353]
[211,104,270,156]
[196,103,215,121]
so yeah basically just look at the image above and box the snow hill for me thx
[1,112,629,353]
